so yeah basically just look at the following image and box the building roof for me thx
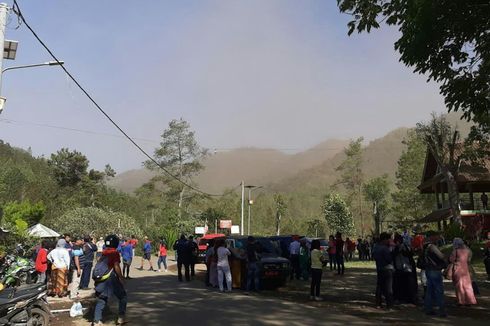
[418,146,490,194]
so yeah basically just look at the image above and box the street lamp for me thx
[2,60,64,74]
[245,185,262,235]
[0,61,64,114]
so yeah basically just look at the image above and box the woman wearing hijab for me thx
[47,239,71,297]
[449,238,477,306]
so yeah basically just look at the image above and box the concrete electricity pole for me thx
[240,181,244,236]
[0,3,9,113]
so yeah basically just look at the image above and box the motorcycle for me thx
[0,255,38,288]
[0,283,50,326]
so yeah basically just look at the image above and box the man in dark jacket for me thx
[188,236,198,277]
[373,232,394,309]
[421,231,447,317]
[173,234,192,282]
[80,236,97,289]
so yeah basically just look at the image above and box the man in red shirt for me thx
[93,235,127,325]
[35,240,48,284]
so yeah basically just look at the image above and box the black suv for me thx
[226,236,290,288]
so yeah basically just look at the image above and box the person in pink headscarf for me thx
[449,238,477,306]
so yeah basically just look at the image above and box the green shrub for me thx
[443,222,464,242]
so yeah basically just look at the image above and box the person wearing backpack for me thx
[420,231,447,317]
[93,234,127,326]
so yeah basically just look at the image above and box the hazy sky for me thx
[0,0,447,172]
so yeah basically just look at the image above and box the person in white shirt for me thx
[216,239,232,292]
[289,236,301,280]
[96,237,105,260]
[47,239,71,297]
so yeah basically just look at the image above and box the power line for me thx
[0,118,160,144]
[12,0,222,197]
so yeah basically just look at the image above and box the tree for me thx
[336,137,364,235]
[322,193,355,236]
[392,131,433,225]
[1,201,45,232]
[46,207,143,238]
[144,119,208,219]
[337,0,490,132]
[415,113,463,224]
[363,175,390,237]
[273,194,287,236]
[48,148,89,187]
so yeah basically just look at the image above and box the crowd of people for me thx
[25,229,489,323]
[372,231,479,317]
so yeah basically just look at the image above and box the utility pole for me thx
[0,3,9,97]
[240,181,245,235]
[247,188,252,235]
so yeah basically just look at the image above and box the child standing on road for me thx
[158,241,168,272]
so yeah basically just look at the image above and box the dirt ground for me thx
[51,258,489,326]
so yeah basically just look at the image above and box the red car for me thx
[196,233,225,263]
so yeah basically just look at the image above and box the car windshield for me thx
[234,238,274,254]
[319,240,328,247]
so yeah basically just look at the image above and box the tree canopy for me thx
[337,0,490,131]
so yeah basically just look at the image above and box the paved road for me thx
[67,261,369,326]
[59,258,489,326]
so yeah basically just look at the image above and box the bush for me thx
[45,207,143,239]
[443,222,464,242]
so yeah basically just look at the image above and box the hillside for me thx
[270,128,410,193]
[107,139,348,194]
[108,112,473,195]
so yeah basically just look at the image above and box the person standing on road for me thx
[35,240,49,284]
[420,231,447,317]
[299,239,310,281]
[328,235,337,270]
[96,237,104,260]
[188,236,198,277]
[246,236,260,293]
[216,238,232,292]
[128,235,138,259]
[80,237,97,290]
[310,240,326,301]
[335,232,345,275]
[174,234,192,282]
[47,239,71,297]
[205,239,216,287]
[373,233,394,310]
[289,236,301,280]
[93,235,128,325]
[118,239,134,279]
[69,237,85,300]
[138,237,155,271]
[157,240,168,272]
[392,233,418,305]
[449,238,477,306]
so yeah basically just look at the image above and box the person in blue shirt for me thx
[137,236,155,271]
[118,239,134,279]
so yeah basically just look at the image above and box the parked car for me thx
[268,235,303,259]
[196,233,225,264]
[226,236,290,289]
